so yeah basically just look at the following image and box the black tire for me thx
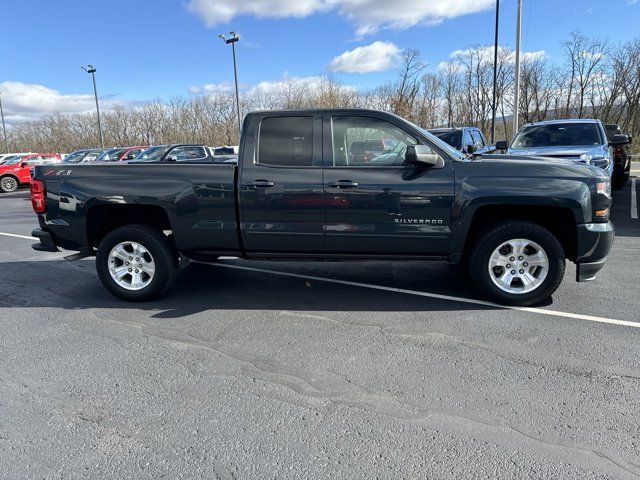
[468,221,565,306]
[0,176,18,193]
[96,224,178,301]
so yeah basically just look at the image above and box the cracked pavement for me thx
[0,181,639,479]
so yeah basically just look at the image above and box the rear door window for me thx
[258,116,313,167]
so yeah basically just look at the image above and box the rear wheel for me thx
[0,176,18,193]
[468,221,565,306]
[96,224,177,301]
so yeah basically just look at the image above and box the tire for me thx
[468,221,565,306]
[0,176,18,193]
[96,224,178,301]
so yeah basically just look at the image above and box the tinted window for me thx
[170,146,208,161]
[431,130,461,150]
[331,116,416,167]
[258,116,313,167]
[512,123,603,148]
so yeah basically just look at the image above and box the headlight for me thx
[596,180,611,198]
[580,154,610,170]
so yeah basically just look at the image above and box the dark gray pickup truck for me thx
[31,109,614,306]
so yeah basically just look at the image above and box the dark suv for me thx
[604,124,632,189]
[428,127,495,156]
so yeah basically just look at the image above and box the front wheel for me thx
[468,221,565,306]
[0,176,18,193]
[96,224,177,301]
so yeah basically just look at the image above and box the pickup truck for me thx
[30,109,614,306]
[428,127,496,156]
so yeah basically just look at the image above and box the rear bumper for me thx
[575,221,614,282]
[31,228,59,252]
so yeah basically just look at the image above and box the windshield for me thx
[96,148,125,162]
[63,150,89,164]
[1,155,17,164]
[512,123,603,148]
[430,130,462,150]
[132,146,169,162]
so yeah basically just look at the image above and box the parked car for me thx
[604,124,632,189]
[0,153,33,165]
[347,138,397,164]
[62,149,106,164]
[0,153,61,193]
[496,119,627,178]
[94,146,148,163]
[31,109,614,307]
[429,127,496,155]
[132,144,233,163]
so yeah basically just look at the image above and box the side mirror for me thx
[466,144,477,154]
[166,155,178,162]
[405,145,440,167]
[20,162,29,168]
[609,133,629,146]
[125,153,136,160]
[495,140,509,151]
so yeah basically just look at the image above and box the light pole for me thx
[219,32,242,138]
[82,64,104,148]
[512,0,522,137]
[490,0,500,143]
[0,91,8,153]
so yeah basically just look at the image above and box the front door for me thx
[322,113,455,255]
[238,113,325,253]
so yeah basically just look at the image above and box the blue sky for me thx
[1,0,639,122]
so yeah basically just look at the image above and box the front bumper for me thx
[575,221,614,282]
[31,228,59,252]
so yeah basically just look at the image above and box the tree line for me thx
[5,31,640,153]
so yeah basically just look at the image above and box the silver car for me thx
[502,119,616,176]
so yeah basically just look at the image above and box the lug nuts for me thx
[129,256,133,260]
[523,262,528,267]
[506,264,511,268]
[128,268,132,272]
[510,257,515,261]
[511,270,516,275]
[519,269,525,274]
[518,256,523,260]
[135,269,139,273]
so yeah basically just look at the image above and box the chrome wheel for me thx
[1,177,17,192]
[488,238,549,294]
[108,241,155,290]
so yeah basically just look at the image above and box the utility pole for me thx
[512,0,522,137]
[490,0,500,143]
[82,65,104,148]
[219,32,242,138]
[0,91,8,153]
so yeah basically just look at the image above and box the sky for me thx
[1,0,639,124]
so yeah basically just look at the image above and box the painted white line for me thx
[195,261,640,330]
[0,232,37,241]
[632,178,638,220]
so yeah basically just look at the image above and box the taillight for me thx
[30,180,46,214]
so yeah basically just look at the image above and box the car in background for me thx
[0,153,61,193]
[132,144,234,163]
[429,127,496,156]
[347,139,397,164]
[0,153,33,165]
[62,148,106,164]
[604,124,632,189]
[94,146,148,163]
[496,119,628,178]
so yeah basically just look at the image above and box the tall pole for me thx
[512,0,522,137]
[83,65,104,148]
[490,0,500,143]
[0,91,8,153]
[219,32,242,140]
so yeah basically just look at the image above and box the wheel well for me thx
[464,205,577,261]
[1,174,20,182]
[87,204,173,248]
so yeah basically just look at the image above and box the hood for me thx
[507,145,607,159]
[474,154,605,178]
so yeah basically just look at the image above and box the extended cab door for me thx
[322,113,455,255]
[238,113,324,253]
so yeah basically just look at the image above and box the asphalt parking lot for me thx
[1,176,639,479]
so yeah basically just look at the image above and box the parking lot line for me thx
[196,261,640,330]
[0,232,37,241]
[632,178,638,219]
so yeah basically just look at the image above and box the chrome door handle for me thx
[328,180,359,189]
[250,179,275,188]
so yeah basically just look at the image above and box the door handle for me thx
[250,179,275,188]
[327,180,359,189]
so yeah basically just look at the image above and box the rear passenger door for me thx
[238,113,324,253]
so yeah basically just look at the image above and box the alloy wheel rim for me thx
[487,238,549,294]
[2,177,17,192]
[108,241,156,290]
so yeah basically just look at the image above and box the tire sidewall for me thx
[1,176,18,193]
[96,226,175,301]
[470,223,565,306]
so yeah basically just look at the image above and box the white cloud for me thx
[250,74,324,95]
[189,82,234,94]
[0,81,124,124]
[187,0,495,35]
[328,41,401,73]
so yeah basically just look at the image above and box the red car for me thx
[0,153,61,193]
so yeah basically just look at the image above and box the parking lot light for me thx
[219,32,242,138]
[0,91,8,154]
[81,64,104,148]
